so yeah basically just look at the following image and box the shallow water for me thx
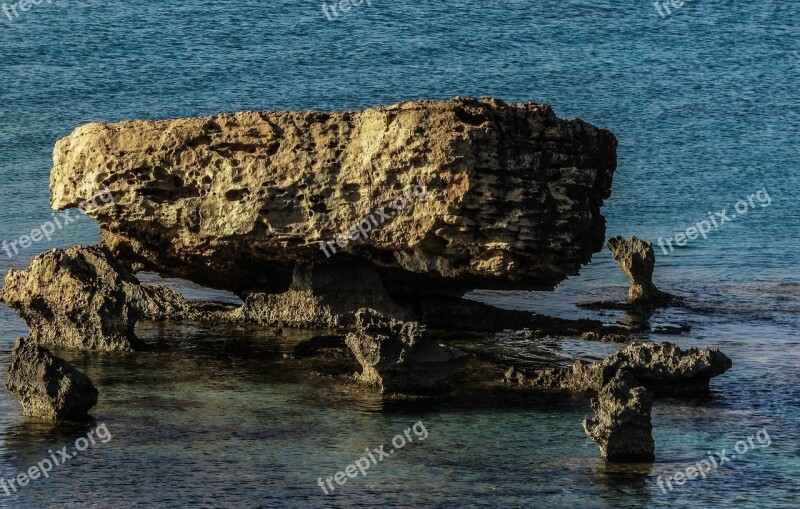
[0,1,799,507]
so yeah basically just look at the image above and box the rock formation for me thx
[606,236,674,306]
[345,308,464,394]
[506,341,732,396]
[48,97,617,325]
[587,341,732,395]
[241,264,411,328]
[0,245,237,351]
[5,338,98,420]
[0,246,147,351]
[583,370,655,462]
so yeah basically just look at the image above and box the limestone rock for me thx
[0,245,238,351]
[5,338,98,420]
[345,309,464,394]
[592,341,733,396]
[49,97,617,298]
[241,264,410,328]
[507,342,732,396]
[0,246,146,351]
[583,370,655,462]
[607,236,673,305]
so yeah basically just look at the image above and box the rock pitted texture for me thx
[0,246,237,351]
[589,341,732,395]
[607,236,673,305]
[50,97,617,297]
[241,264,411,328]
[0,246,147,351]
[506,342,732,396]
[583,370,655,462]
[345,309,464,394]
[5,338,98,420]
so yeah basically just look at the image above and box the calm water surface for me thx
[0,1,798,507]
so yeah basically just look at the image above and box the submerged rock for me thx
[606,236,675,306]
[5,338,98,420]
[345,309,464,394]
[583,370,655,462]
[50,97,617,303]
[0,246,239,351]
[507,341,732,396]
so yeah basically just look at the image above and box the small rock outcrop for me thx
[50,97,617,302]
[0,246,147,351]
[345,309,464,394]
[583,370,655,462]
[607,236,674,306]
[506,342,732,396]
[0,246,238,351]
[590,341,732,396]
[5,338,98,420]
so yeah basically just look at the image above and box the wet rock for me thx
[507,341,732,396]
[583,370,655,462]
[50,97,617,299]
[414,294,623,335]
[345,309,464,394]
[5,338,98,420]
[0,246,240,351]
[606,236,675,306]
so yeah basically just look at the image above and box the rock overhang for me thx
[49,97,617,297]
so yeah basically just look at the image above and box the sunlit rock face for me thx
[50,97,616,297]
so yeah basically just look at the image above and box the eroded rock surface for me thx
[345,309,464,394]
[0,246,238,351]
[50,97,617,299]
[583,370,655,462]
[0,246,147,351]
[241,264,411,328]
[5,338,98,420]
[506,342,732,396]
[607,236,674,306]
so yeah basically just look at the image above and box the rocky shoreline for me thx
[1,98,732,462]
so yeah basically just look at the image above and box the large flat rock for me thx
[50,97,616,296]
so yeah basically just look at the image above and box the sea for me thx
[0,1,797,507]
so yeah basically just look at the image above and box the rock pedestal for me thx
[583,370,655,462]
[241,264,411,328]
[607,236,674,306]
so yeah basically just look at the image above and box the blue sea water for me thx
[0,1,798,507]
